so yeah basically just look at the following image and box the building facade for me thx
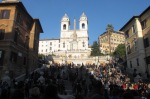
[0,0,43,78]
[120,6,150,77]
[99,31,125,55]
[39,13,110,65]
[38,39,60,55]
[60,13,89,51]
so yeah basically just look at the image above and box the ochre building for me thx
[0,0,43,78]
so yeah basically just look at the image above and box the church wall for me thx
[76,30,88,37]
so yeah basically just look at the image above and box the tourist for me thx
[85,78,105,99]
[29,86,40,99]
[43,84,61,99]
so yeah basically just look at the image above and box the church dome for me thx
[61,13,70,21]
[80,12,87,20]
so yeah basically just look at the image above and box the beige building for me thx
[0,0,43,78]
[120,6,150,77]
[39,39,60,55]
[99,31,125,55]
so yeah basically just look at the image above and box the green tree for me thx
[90,41,102,56]
[38,54,45,59]
[106,24,114,32]
[113,44,126,59]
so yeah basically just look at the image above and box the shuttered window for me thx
[0,10,10,19]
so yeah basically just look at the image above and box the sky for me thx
[1,0,150,45]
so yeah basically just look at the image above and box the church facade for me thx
[39,13,97,65]
[60,13,89,51]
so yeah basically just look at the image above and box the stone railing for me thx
[52,56,109,60]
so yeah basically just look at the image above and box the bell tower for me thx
[79,12,88,30]
[61,13,70,31]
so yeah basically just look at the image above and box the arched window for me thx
[82,23,85,29]
[63,24,66,30]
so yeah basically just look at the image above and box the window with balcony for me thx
[133,40,137,50]
[127,44,131,54]
[141,19,147,29]
[10,52,17,63]
[125,30,129,38]
[0,10,10,19]
[130,61,132,68]
[144,38,149,48]
[132,25,136,33]
[0,29,5,40]
[136,58,139,66]
[16,13,23,25]
[14,31,18,43]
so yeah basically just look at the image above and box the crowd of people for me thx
[0,62,150,99]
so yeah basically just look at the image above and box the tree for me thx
[113,44,126,59]
[90,41,103,56]
[106,24,114,32]
[38,54,45,59]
